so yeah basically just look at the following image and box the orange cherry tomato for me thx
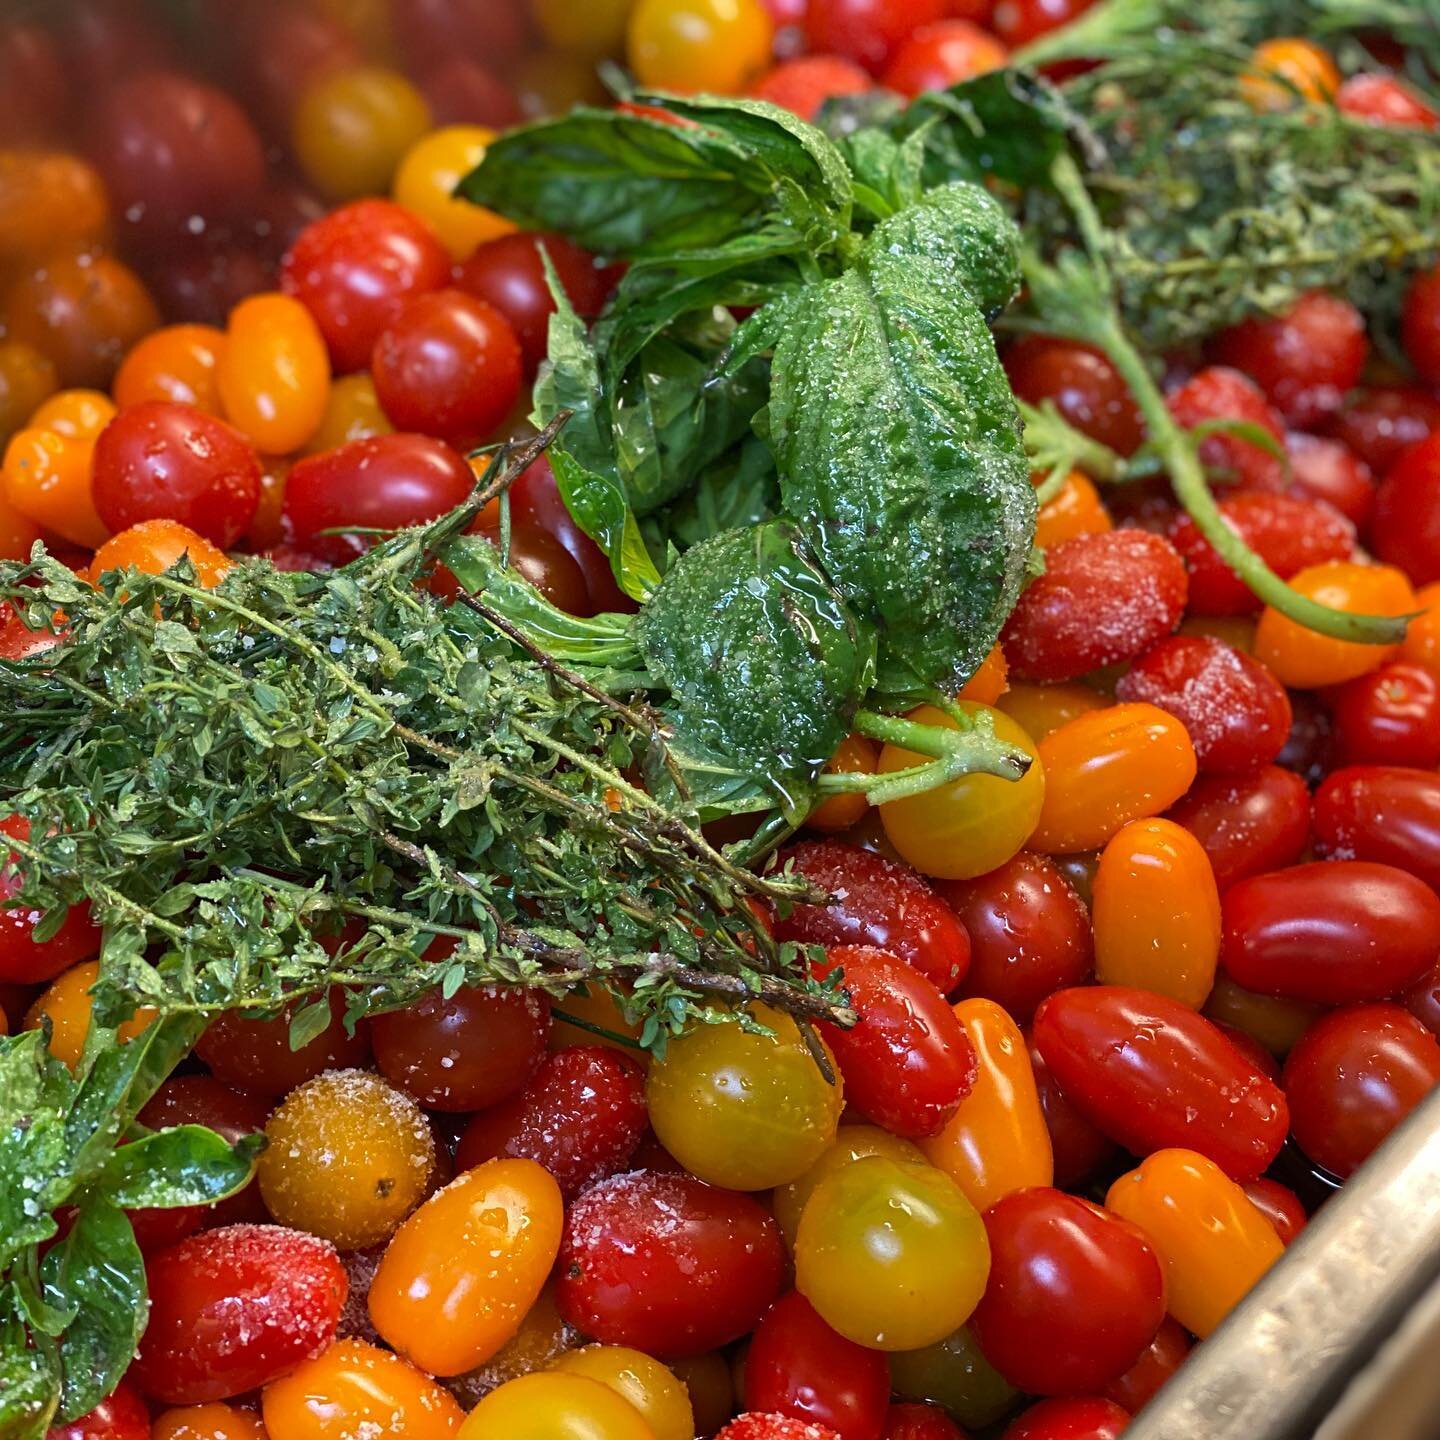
[997,681,1105,742]
[958,643,1009,706]
[303,372,392,456]
[219,293,331,456]
[393,126,513,262]
[1401,581,1440,676]
[920,998,1052,1213]
[1106,1148,1283,1338]
[1030,703,1198,855]
[459,1372,653,1440]
[114,325,227,416]
[1203,974,1320,1058]
[1093,818,1221,1008]
[30,389,116,440]
[1241,37,1341,111]
[2,424,109,549]
[369,1158,564,1376]
[1034,470,1112,550]
[1254,561,1415,688]
[90,520,234,588]
[248,458,291,551]
[808,733,879,833]
[152,1402,268,1440]
[0,339,58,445]
[549,983,646,1055]
[25,958,155,1071]
[262,1339,463,1440]
[0,484,40,560]
[0,151,110,258]
[627,0,775,94]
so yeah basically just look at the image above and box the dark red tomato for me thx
[371,290,522,447]
[1028,1031,1117,1188]
[1277,691,1335,787]
[196,987,372,1097]
[430,518,592,616]
[455,1045,647,1198]
[0,816,101,985]
[55,0,175,97]
[1001,530,1188,683]
[881,1404,967,1440]
[417,58,523,130]
[1032,985,1289,1180]
[1004,336,1144,457]
[1331,664,1440,768]
[974,1188,1164,1397]
[1221,861,1440,1004]
[992,0,1096,46]
[455,233,614,377]
[392,0,530,73]
[144,236,275,330]
[881,21,1008,96]
[938,853,1092,1024]
[1167,366,1287,492]
[1240,1176,1307,1246]
[719,1419,843,1440]
[1001,1398,1130,1440]
[1372,434,1440,586]
[771,839,971,995]
[745,1291,891,1440]
[556,1170,786,1358]
[803,0,948,73]
[750,55,874,122]
[133,1224,346,1403]
[371,981,550,1112]
[811,946,976,1139]
[1102,1317,1190,1415]
[0,21,67,144]
[230,0,361,139]
[281,200,451,373]
[284,434,475,562]
[1403,265,1440,385]
[1208,292,1367,428]
[1212,1019,1281,1082]
[1322,385,1440,476]
[1167,492,1354,616]
[91,401,261,549]
[1283,1003,1440,1178]
[1116,635,1291,774]
[1405,957,1440,1036]
[45,1380,149,1440]
[1283,432,1375,530]
[1338,72,1440,129]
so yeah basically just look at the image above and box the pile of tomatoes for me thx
[4,3,1440,1440]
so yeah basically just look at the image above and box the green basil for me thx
[97,1126,263,1211]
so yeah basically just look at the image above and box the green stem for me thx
[849,709,1031,805]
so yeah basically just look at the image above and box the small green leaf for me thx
[97,1126,263,1210]
[287,999,334,1052]
[152,621,199,657]
[550,450,661,603]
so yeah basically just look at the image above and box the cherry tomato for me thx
[668,1352,735,1438]
[1404,580,1440,676]
[196,987,370,1096]
[1315,764,1440,891]
[1241,1176,1307,1246]
[456,1045,648,1198]
[880,1404,966,1440]
[1027,1032,1117,1188]
[0,816,101,985]
[1403,265,1440,383]
[1406,953,1440,1036]
[997,681,1105,742]
[391,0,530,72]
[1004,337,1143,457]
[750,56,874,121]
[262,1338,463,1440]
[805,0,948,74]
[372,289,522,445]
[796,1154,990,1352]
[442,1278,579,1410]
[992,0,1096,46]
[551,1348,694,1440]
[771,839,972,994]
[1241,37,1340,111]
[1167,365,1288,493]
[1339,72,1439,129]
[1202,972,1318,1059]
[113,325,226,416]
[304,372,392,455]
[882,21,1007,95]
[1284,1003,1440,1179]
[228,0,362,140]
[888,1324,1018,1432]
[744,1291,891,1440]
[513,51,611,118]
[460,1372,653,1440]
[1106,1148,1282,1337]
[1372,434,1440,587]
[416,57,523,130]
[393,126,513,262]
[973,1188,1164,1397]
[257,1068,437,1249]
[0,21,67,145]
[0,340,58,449]
[284,433,474,562]
[150,1402,266,1440]
[216,294,331,456]
[1001,1398,1130,1440]
[90,520,233,588]
[282,200,451,373]
[556,1170,786,1357]
[46,1382,149,1440]
[1033,985,1288,1180]
[0,152,110,260]
[434,511,594,616]
[1166,764,1311,892]
[24,959,150,1068]
[1332,663,1440,767]
[133,1225,346,1403]
[371,980,550,1111]
[292,65,432,201]
[1033,470,1112,551]
[533,0,634,56]
[1102,1316,1190,1415]
[879,704,1046,882]
[2,421,109,551]
[1322,384,1440,476]
[808,734,880,833]
[628,0,777,93]
[1284,431,1375,529]
[55,0,176,99]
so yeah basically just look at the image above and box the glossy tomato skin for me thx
[284,433,474,562]
[1221,861,1440,1004]
[880,1404,966,1440]
[0,816,101,985]
[1314,766,1440,891]
[1283,1004,1440,1179]
[1322,385,1440,476]
[881,20,1007,95]
[1331,663,1440,768]
[1027,1032,1117,1187]
[1339,72,1440,129]
[772,840,971,995]
[1168,365,1287,492]
[937,853,1093,1024]
[1284,432,1375,529]
[1032,986,1288,1180]
[1372,435,1440,587]
[1000,1398,1130,1440]
[750,55,874,122]
[557,1170,786,1358]
[813,946,976,1139]
[1167,765,1311,892]
[46,1380,150,1440]
[973,1188,1164,1397]
[1241,1177,1307,1246]
[744,1291,891,1440]
[1004,336,1143,456]
[1102,1316,1190,1414]
[133,1224,347,1403]
[804,0,947,72]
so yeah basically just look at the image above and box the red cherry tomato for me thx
[1168,765,1310,893]
[91,401,261,549]
[750,55,873,121]
[393,0,530,73]
[1402,264,1440,384]
[1002,531,1188,683]
[1167,492,1354,617]
[973,1188,1164,1397]
[55,0,175,95]
[45,1380,149,1440]
[1283,1003,1440,1178]
[1240,1176,1307,1245]
[433,515,593,616]
[1283,432,1375,529]
[744,1291,891,1440]
[455,1045,648,1198]
[1322,384,1440,476]
[1116,635,1291,774]
[1101,1317,1190,1415]
[417,58,524,129]
[1221,861,1440,1004]
[0,21,66,146]
[992,0,1096,46]
[1001,1398,1130,1440]
[812,946,976,1139]
[803,0,947,73]
[1004,336,1144,457]
[1027,1030,1117,1188]
[1032,985,1289,1180]
[284,433,474,563]
[1314,766,1440,891]
[1405,955,1440,1036]
[1339,72,1439,130]
[1331,663,1440,767]
[230,0,363,140]
[143,236,275,331]
[881,1404,967,1440]
[0,816,101,985]
[937,853,1093,1024]
[771,839,972,995]
[132,1224,347,1403]
[1372,434,1440,586]
[1167,366,1287,492]
[282,200,451,373]
[882,21,1008,95]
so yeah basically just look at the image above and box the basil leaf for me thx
[642,435,779,554]
[550,449,661,603]
[0,1033,75,1271]
[0,1286,60,1438]
[97,1126,263,1210]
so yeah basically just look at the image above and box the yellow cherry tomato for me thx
[293,66,433,202]
[459,1372,656,1440]
[25,960,154,1071]
[533,0,634,57]
[997,681,1106,742]
[627,0,775,95]
[219,294,331,455]
[553,1347,694,1440]
[393,126,514,262]
[878,704,1045,881]
[304,372,392,455]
